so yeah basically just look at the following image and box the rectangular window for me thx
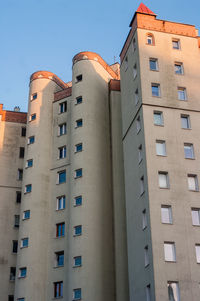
[136,116,141,133]
[12,240,18,253]
[56,196,65,210]
[164,242,176,262]
[74,225,82,236]
[76,119,83,128]
[58,123,66,136]
[14,215,20,228]
[154,111,163,126]
[76,74,82,82]
[74,196,82,206]
[75,168,82,178]
[140,176,144,195]
[58,146,66,159]
[142,209,147,230]
[58,170,66,184]
[76,96,82,105]
[54,281,63,298]
[174,62,183,74]
[10,267,16,281]
[184,143,194,159]
[75,143,83,153]
[16,191,21,203]
[135,88,139,105]
[172,39,180,49]
[178,87,187,100]
[156,140,166,156]
[31,93,37,100]
[146,284,151,301]
[19,147,25,158]
[138,144,142,163]
[56,223,65,237]
[55,251,64,267]
[188,174,199,191]
[21,127,26,137]
[74,256,82,267]
[161,206,172,224]
[26,159,33,168]
[133,64,137,79]
[8,296,14,301]
[191,208,200,226]
[181,114,190,129]
[29,113,36,121]
[73,288,81,300]
[151,83,160,97]
[21,238,29,248]
[25,184,32,193]
[17,169,23,181]
[158,172,169,189]
[149,58,158,71]
[167,282,180,301]
[59,101,67,113]
[144,246,149,267]
[19,267,27,278]
[195,245,200,263]
[23,210,30,220]
[28,136,35,144]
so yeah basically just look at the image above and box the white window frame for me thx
[184,143,194,159]
[181,114,190,129]
[167,282,180,301]
[164,242,176,262]
[58,123,66,136]
[191,208,200,226]
[59,101,67,114]
[156,140,166,156]
[161,206,173,224]
[151,83,161,97]
[158,172,169,189]
[174,62,184,75]
[154,111,163,126]
[58,146,66,159]
[149,58,158,71]
[178,87,187,101]
[188,174,199,191]
[195,244,200,263]
[56,196,65,210]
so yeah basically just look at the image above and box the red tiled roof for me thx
[136,3,156,15]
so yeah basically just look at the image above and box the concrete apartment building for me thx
[0,3,200,301]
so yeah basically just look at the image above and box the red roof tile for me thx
[136,3,156,16]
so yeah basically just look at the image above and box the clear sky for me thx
[0,0,199,112]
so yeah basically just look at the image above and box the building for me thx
[0,3,200,301]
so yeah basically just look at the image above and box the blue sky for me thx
[0,0,199,112]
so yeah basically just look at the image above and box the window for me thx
[161,206,172,224]
[74,196,82,206]
[75,168,82,178]
[8,296,14,301]
[29,113,36,121]
[14,215,20,228]
[172,39,180,49]
[158,172,169,189]
[58,170,66,184]
[133,64,137,79]
[56,223,65,237]
[23,210,30,220]
[146,284,151,301]
[26,159,33,168]
[74,256,82,267]
[56,196,65,210]
[76,74,82,82]
[58,123,66,136]
[184,143,194,159]
[21,238,29,248]
[124,56,128,71]
[181,114,190,129]
[17,169,23,181]
[149,58,158,71]
[136,116,141,133]
[75,143,83,153]
[142,209,147,230]
[19,147,24,158]
[156,140,166,156]
[188,174,199,191]
[25,184,32,193]
[140,176,144,195]
[74,225,82,236]
[31,93,37,100]
[28,136,35,144]
[178,87,187,100]
[138,144,142,163]
[132,38,136,52]
[167,282,180,301]
[154,111,163,126]
[19,267,27,278]
[76,119,83,128]
[151,83,160,97]
[54,281,63,298]
[55,251,64,267]
[58,146,66,159]
[16,191,21,203]
[195,245,200,263]
[144,246,149,267]
[146,34,154,45]
[76,96,82,105]
[191,208,200,226]
[12,240,18,253]
[17,299,25,301]
[174,62,183,74]
[59,101,67,113]
[164,242,176,262]
[73,288,81,300]
[10,267,16,281]
[21,127,26,137]
[135,88,139,105]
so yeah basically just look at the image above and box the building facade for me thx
[0,3,200,301]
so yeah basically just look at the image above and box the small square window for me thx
[10,267,16,281]
[184,143,194,159]
[58,170,66,184]
[21,238,29,248]
[74,256,82,267]
[54,281,63,298]
[149,58,158,71]
[174,62,184,74]
[57,196,65,210]
[16,191,21,203]
[76,119,83,128]
[188,174,199,191]
[28,136,35,145]
[164,242,176,262]
[178,87,187,101]
[154,111,163,126]
[156,140,166,156]
[144,246,149,267]
[181,114,190,129]
[75,168,82,178]
[172,39,180,49]
[76,74,82,82]
[136,116,141,133]
[133,64,137,79]
[58,146,66,159]
[26,159,33,168]
[75,143,83,153]
[135,89,139,105]
[158,172,169,189]
[19,267,27,278]
[195,244,200,263]
[19,147,25,158]
[74,225,82,236]
[191,208,200,226]
[12,240,18,253]
[56,223,65,237]
[31,93,37,101]
[55,251,64,267]
[59,102,67,113]
[151,83,160,97]
[167,282,180,301]
[73,288,82,300]
[161,206,172,224]
[29,113,36,122]
[14,215,20,228]
[25,184,32,193]
[23,210,30,220]
[74,196,82,206]
[21,127,26,137]
[58,123,66,136]
[76,96,82,105]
